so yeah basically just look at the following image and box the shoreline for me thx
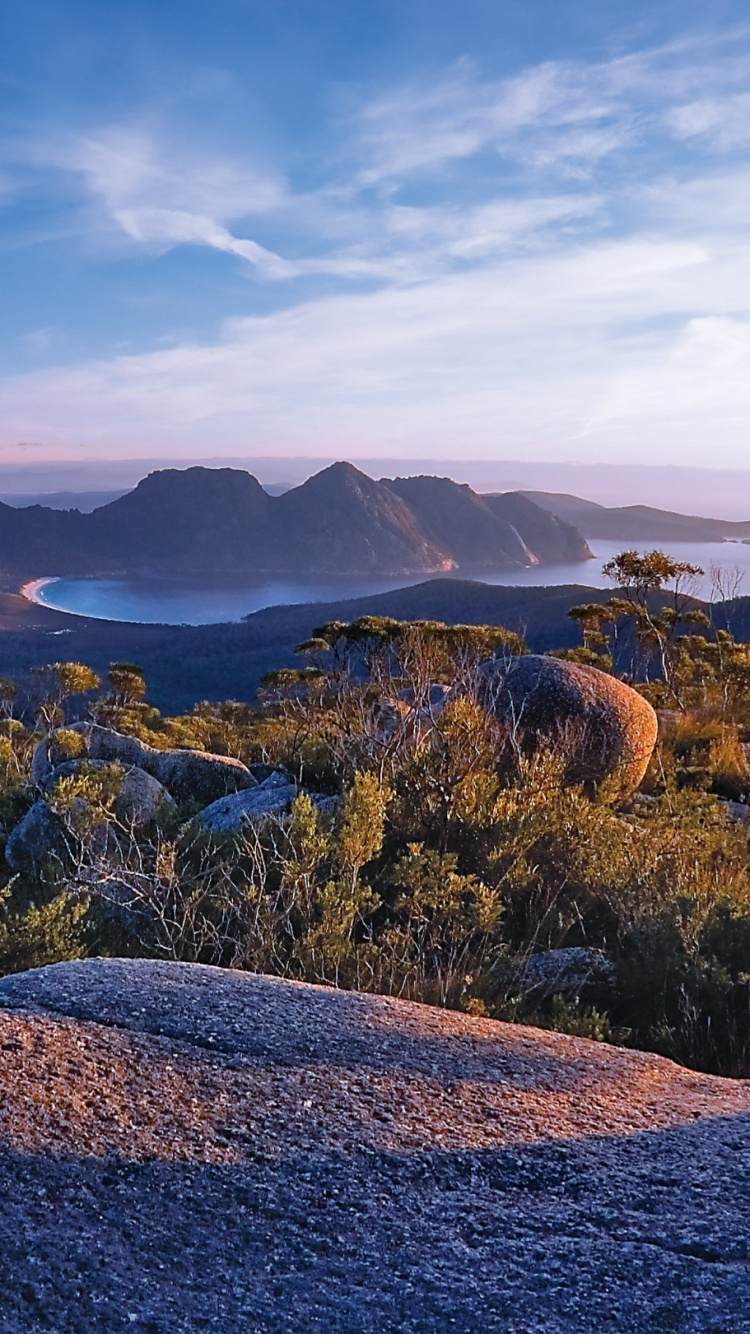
[20,577,59,608]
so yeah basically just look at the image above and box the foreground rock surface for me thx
[0,958,748,1333]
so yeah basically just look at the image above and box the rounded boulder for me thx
[38,725,254,806]
[483,655,658,798]
[42,759,177,830]
[5,800,78,880]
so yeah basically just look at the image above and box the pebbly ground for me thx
[0,958,748,1333]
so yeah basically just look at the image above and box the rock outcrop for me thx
[195,772,337,835]
[0,958,748,1333]
[5,800,76,880]
[8,760,178,878]
[41,759,176,829]
[483,654,658,797]
[34,725,253,805]
[20,732,334,872]
[513,947,616,1003]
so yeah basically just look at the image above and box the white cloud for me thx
[5,29,750,464]
[584,312,750,437]
[113,206,298,279]
[54,124,295,278]
[665,93,750,149]
[351,38,750,186]
[4,229,750,463]
[71,124,285,221]
[353,59,630,184]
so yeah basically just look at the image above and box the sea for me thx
[27,539,750,627]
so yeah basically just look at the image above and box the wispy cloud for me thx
[4,24,750,463]
[665,93,750,149]
[59,124,297,279]
[350,54,648,185]
[3,228,749,461]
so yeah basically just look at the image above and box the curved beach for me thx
[20,577,60,609]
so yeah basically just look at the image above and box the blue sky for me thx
[2,0,750,469]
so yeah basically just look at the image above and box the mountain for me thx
[383,476,592,568]
[0,501,93,574]
[518,491,750,543]
[482,491,592,563]
[383,475,525,568]
[88,466,273,571]
[383,475,531,567]
[275,462,450,574]
[0,463,594,579]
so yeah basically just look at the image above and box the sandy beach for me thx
[19,577,58,608]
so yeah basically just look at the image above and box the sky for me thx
[2,0,750,479]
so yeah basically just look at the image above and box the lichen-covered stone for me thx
[514,947,616,1002]
[483,654,658,798]
[149,747,253,804]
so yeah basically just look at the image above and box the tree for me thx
[569,550,707,700]
[107,663,147,709]
[34,661,100,729]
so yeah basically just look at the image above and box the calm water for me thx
[29,540,750,625]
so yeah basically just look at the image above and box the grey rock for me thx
[195,782,298,832]
[721,799,750,825]
[248,762,282,784]
[514,947,616,1002]
[5,800,77,879]
[31,739,53,787]
[256,769,295,790]
[43,759,177,829]
[195,779,337,834]
[0,958,748,1334]
[61,724,253,804]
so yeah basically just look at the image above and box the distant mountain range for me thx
[0,490,129,513]
[518,492,750,543]
[0,463,592,579]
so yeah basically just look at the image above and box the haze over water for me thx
[29,540,749,626]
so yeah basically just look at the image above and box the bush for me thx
[1,590,750,1079]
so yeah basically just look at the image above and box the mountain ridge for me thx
[381,474,584,570]
[0,463,593,579]
[518,491,750,542]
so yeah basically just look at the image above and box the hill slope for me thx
[519,491,750,542]
[275,462,451,574]
[483,490,593,562]
[384,475,592,568]
[0,957,748,1333]
[0,579,608,711]
[89,466,274,570]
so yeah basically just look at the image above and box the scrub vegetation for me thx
[2,552,750,1078]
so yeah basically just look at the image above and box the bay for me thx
[26,539,750,626]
